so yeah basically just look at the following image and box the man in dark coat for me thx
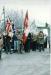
[6,33,11,54]
[12,32,18,52]
[32,34,37,51]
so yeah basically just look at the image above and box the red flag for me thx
[24,10,28,29]
[22,33,27,44]
[22,10,29,44]
[6,19,12,33]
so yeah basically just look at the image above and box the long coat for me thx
[37,32,44,44]
[0,35,3,48]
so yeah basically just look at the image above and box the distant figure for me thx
[0,34,3,59]
[44,35,47,48]
[17,33,23,54]
[37,31,44,52]
[32,34,37,51]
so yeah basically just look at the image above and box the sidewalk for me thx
[0,48,50,75]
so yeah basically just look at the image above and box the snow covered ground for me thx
[0,48,50,75]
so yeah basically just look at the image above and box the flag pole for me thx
[21,10,24,34]
[3,6,5,31]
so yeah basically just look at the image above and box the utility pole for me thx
[3,6,5,31]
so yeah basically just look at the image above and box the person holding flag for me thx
[5,18,12,54]
[22,10,30,52]
[22,10,29,44]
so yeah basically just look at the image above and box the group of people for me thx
[0,30,47,60]
[3,32,22,54]
[23,31,47,52]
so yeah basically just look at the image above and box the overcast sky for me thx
[0,0,51,25]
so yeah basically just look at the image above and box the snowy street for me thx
[0,48,50,75]
[0,0,50,75]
